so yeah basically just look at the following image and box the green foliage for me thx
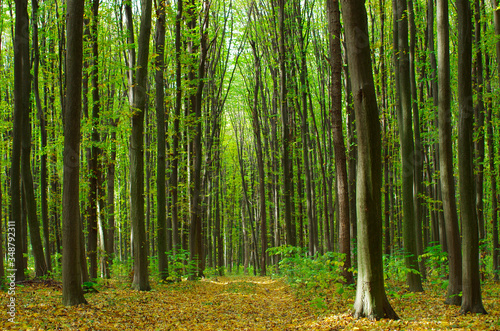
[165,249,197,282]
[383,249,422,282]
[419,243,448,281]
[267,245,350,311]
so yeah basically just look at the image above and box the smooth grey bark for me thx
[250,41,267,276]
[155,0,168,281]
[409,0,426,281]
[33,0,51,272]
[396,0,423,292]
[278,0,296,247]
[327,0,353,285]
[128,0,152,291]
[437,0,462,305]
[457,0,487,315]
[62,0,87,306]
[340,0,398,320]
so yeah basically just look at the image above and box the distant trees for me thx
[2,0,500,315]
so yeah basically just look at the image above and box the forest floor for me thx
[1,275,500,330]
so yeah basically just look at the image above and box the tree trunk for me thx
[437,0,462,305]
[33,0,51,272]
[485,54,499,282]
[278,0,296,247]
[128,0,152,291]
[474,0,486,242]
[155,0,168,281]
[62,0,87,306]
[409,0,426,281]
[327,0,353,285]
[457,0,487,314]
[250,41,267,276]
[340,0,398,320]
[12,0,27,282]
[396,0,423,292]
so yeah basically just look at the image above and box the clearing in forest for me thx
[1,276,499,330]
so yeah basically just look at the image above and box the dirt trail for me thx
[3,275,499,330]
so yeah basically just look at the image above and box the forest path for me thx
[2,275,500,330]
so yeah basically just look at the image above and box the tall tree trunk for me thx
[278,0,296,246]
[128,0,152,291]
[437,0,462,305]
[33,0,51,272]
[187,0,208,278]
[250,41,267,276]
[155,0,168,281]
[474,0,486,242]
[396,0,423,292]
[86,0,103,281]
[457,0,487,314]
[409,0,426,281]
[62,0,87,306]
[485,53,499,282]
[12,0,26,282]
[340,0,398,320]
[327,0,353,285]
[170,0,183,254]
[490,0,500,282]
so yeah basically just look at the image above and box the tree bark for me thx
[155,0,168,281]
[396,0,423,292]
[250,41,267,276]
[128,0,152,291]
[340,0,398,320]
[457,0,487,314]
[327,0,353,285]
[33,0,51,272]
[12,0,27,282]
[474,0,486,241]
[437,0,462,305]
[62,0,87,306]
[278,0,296,247]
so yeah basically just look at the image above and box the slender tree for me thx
[437,0,462,305]
[62,0,87,306]
[457,0,487,314]
[155,0,168,280]
[12,0,28,282]
[396,0,423,292]
[340,0,398,319]
[128,0,152,291]
[327,0,353,285]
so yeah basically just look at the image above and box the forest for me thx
[1,0,500,328]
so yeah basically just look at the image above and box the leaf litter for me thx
[1,276,499,330]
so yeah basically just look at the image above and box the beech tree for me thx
[437,0,462,305]
[457,0,487,314]
[62,0,87,306]
[340,0,398,320]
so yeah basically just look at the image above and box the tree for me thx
[62,0,87,306]
[249,40,267,276]
[155,0,168,280]
[340,0,398,320]
[12,0,28,282]
[128,0,152,291]
[457,0,487,314]
[327,0,353,285]
[395,0,423,292]
[437,0,462,305]
[277,0,296,247]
